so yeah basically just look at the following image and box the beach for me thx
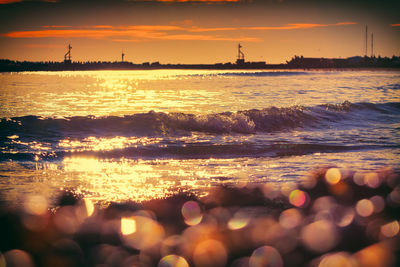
[0,69,399,266]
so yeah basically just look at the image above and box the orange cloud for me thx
[43,25,71,28]
[2,22,356,42]
[3,25,254,42]
[149,34,259,41]
[243,22,357,30]
[92,25,114,29]
[244,23,329,30]
[335,22,358,25]
[189,27,239,32]
[119,25,182,31]
[5,29,117,38]
[391,24,400,27]
[189,22,356,32]
[3,25,181,39]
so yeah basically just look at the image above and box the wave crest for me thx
[1,101,399,139]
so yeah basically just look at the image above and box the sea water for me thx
[0,69,399,205]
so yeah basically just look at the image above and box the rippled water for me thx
[0,69,399,205]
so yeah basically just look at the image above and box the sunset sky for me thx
[0,0,399,64]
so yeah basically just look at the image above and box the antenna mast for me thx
[236,43,245,64]
[64,44,72,64]
[371,33,374,57]
[365,25,368,57]
[122,51,125,62]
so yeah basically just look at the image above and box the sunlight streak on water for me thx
[0,69,399,206]
[0,148,398,205]
[1,70,399,118]
[59,136,163,152]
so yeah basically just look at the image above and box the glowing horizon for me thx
[0,0,399,63]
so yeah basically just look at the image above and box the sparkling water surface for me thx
[1,69,399,117]
[0,69,399,205]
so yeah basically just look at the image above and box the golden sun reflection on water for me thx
[0,148,399,206]
[59,136,162,152]
[62,157,173,203]
[3,70,399,118]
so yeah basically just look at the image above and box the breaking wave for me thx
[1,101,399,139]
[0,101,399,162]
[1,143,394,162]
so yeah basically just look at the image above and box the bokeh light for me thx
[289,189,308,208]
[318,252,356,267]
[228,210,250,230]
[3,250,34,267]
[369,195,385,214]
[329,181,350,197]
[262,183,281,200]
[325,168,341,185]
[354,242,396,267]
[121,217,137,235]
[300,175,317,189]
[181,223,218,256]
[249,246,283,267]
[312,196,336,212]
[388,187,400,206]
[250,218,278,245]
[301,220,338,253]
[231,257,250,267]
[181,201,203,226]
[83,198,95,217]
[24,194,48,215]
[193,239,227,267]
[353,172,365,186]
[279,208,302,229]
[158,255,189,267]
[121,215,165,250]
[380,220,400,238]
[335,207,355,227]
[356,199,374,217]
[161,235,185,256]
[365,172,381,188]
[54,206,79,234]
[0,166,398,267]
[22,212,49,231]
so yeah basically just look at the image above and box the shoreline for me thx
[1,58,399,73]
[1,67,399,73]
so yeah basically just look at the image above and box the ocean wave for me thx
[0,102,399,140]
[1,143,394,162]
